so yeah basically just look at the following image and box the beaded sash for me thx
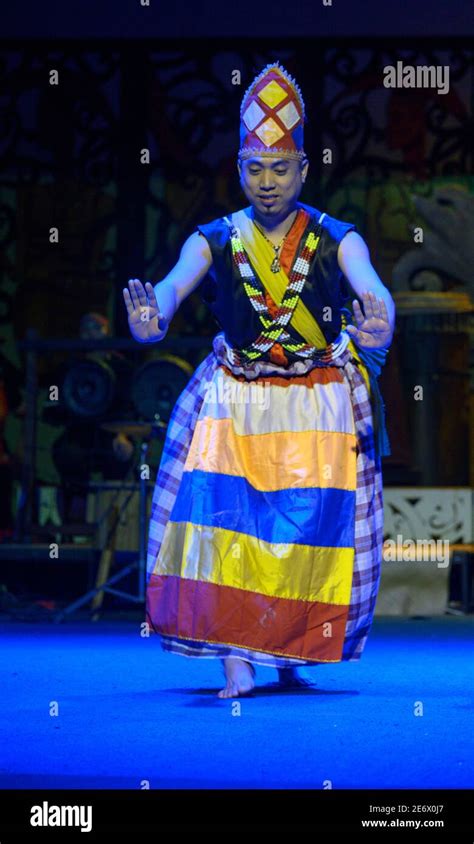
[223,213,345,366]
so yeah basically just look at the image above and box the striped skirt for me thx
[146,332,384,668]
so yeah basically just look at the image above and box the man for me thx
[124,62,395,698]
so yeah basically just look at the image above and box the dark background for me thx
[1,38,472,482]
[0,1,472,604]
[1,0,473,38]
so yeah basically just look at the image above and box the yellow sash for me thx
[233,208,371,395]
[233,209,327,350]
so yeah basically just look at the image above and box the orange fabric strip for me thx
[147,573,348,662]
[263,207,311,365]
[184,418,357,491]
[220,362,343,388]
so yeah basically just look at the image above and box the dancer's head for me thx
[237,62,309,220]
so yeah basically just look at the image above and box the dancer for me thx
[124,62,395,698]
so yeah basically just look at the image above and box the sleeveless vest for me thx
[196,202,357,363]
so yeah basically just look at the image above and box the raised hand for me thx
[346,291,392,350]
[122,279,169,344]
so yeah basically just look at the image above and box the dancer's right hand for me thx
[123,279,169,343]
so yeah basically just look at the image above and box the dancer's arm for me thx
[337,231,396,350]
[123,231,212,344]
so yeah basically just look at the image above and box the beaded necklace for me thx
[224,214,342,365]
[252,211,298,273]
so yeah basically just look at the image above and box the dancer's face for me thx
[238,156,308,222]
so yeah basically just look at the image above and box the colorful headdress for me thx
[238,61,306,161]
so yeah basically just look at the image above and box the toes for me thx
[217,682,238,699]
[217,685,229,698]
[218,660,255,698]
[218,681,252,699]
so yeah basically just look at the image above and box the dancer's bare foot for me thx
[217,658,256,698]
[277,667,316,688]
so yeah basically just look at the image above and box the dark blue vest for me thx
[196,202,357,362]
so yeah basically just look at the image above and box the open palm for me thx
[346,291,392,350]
[123,279,168,344]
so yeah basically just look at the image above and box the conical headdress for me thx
[238,61,306,161]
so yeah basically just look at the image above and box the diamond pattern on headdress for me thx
[242,100,266,132]
[238,62,306,159]
[276,100,300,130]
[254,118,285,147]
[257,80,287,109]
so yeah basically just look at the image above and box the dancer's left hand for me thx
[346,291,393,350]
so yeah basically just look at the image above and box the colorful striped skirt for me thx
[146,332,384,668]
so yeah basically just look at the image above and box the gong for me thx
[61,358,116,418]
[131,354,194,423]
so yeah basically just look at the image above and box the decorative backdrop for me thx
[0,40,472,487]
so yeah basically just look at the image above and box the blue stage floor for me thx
[1,617,473,789]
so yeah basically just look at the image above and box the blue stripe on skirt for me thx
[171,469,356,548]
